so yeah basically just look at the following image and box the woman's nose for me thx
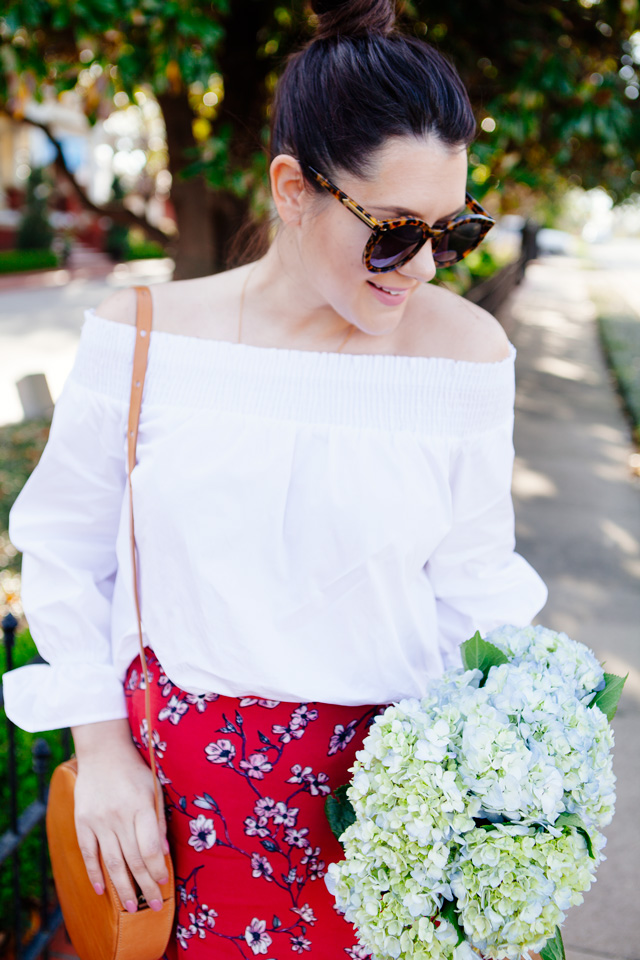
[396,240,437,284]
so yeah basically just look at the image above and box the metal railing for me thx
[466,220,539,315]
[1,612,73,960]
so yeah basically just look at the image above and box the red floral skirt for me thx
[125,647,389,959]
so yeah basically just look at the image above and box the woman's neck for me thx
[240,237,358,352]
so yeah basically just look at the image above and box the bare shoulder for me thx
[93,287,139,326]
[400,281,511,363]
[93,271,240,337]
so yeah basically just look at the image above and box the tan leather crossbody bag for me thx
[45,286,176,960]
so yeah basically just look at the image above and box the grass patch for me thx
[125,237,168,260]
[597,314,640,443]
[0,416,50,610]
[0,418,51,541]
[0,250,61,274]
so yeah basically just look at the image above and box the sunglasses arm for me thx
[465,191,494,221]
[339,197,381,229]
[305,163,382,229]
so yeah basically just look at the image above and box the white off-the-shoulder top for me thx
[2,308,547,732]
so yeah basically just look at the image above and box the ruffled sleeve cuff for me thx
[2,662,128,733]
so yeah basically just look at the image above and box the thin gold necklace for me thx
[238,263,356,353]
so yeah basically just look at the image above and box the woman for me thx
[2,0,548,956]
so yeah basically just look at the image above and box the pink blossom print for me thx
[244,918,272,955]
[188,815,216,852]
[125,647,384,960]
[158,695,189,724]
[239,753,273,778]
[205,739,236,764]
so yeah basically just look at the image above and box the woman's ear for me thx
[269,155,309,226]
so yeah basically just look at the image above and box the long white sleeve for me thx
[3,310,548,720]
[2,372,130,732]
[426,411,548,669]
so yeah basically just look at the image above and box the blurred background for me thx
[0,0,638,283]
[0,2,639,959]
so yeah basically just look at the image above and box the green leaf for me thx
[553,812,595,858]
[325,784,356,844]
[540,926,566,960]
[460,631,509,685]
[440,898,465,946]
[589,672,627,721]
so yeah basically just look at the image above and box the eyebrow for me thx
[371,203,466,221]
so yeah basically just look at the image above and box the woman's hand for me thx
[70,719,170,913]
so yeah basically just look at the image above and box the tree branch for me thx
[3,110,173,247]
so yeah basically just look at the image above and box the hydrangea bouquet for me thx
[324,625,626,960]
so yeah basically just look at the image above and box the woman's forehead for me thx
[339,140,468,221]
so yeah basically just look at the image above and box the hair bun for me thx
[310,0,396,41]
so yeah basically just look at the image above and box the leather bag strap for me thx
[127,285,162,822]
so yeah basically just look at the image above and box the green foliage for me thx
[553,812,595,859]
[588,671,628,721]
[0,412,68,935]
[16,167,54,252]
[103,174,131,261]
[1,0,639,231]
[0,416,50,542]
[325,783,356,843]
[436,245,513,296]
[0,628,69,937]
[0,0,227,102]
[460,632,509,685]
[0,249,60,273]
[540,926,566,960]
[126,237,167,260]
[440,898,466,946]
[403,0,640,206]
[598,313,640,442]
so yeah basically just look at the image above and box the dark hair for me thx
[226,0,476,267]
[273,0,476,183]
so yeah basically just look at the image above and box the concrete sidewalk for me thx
[505,257,640,960]
[0,257,173,425]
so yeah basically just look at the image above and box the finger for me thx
[98,831,140,913]
[116,821,166,911]
[75,822,106,895]
[134,806,171,895]
[154,782,170,855]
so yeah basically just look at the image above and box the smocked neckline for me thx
[84,308,516,369]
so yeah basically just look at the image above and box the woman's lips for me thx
[367,280,411,305]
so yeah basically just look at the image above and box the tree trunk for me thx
[212,0,275,270]
[157,90,217,280]
[159,1,279,278]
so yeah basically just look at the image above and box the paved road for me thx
[505,256,640,960]
[0,256,173,425]
[581,237,640,318]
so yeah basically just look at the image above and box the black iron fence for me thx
[466,220,539,316]
[0,612,72,960]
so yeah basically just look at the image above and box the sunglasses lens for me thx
[433,220,484,266]
[369,224,424,270]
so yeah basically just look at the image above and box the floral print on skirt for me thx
[125,647,389,959]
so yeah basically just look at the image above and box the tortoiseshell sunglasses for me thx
[305,163,495,274]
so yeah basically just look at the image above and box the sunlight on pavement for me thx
[512,460,558,498]
[534,355,601,384]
